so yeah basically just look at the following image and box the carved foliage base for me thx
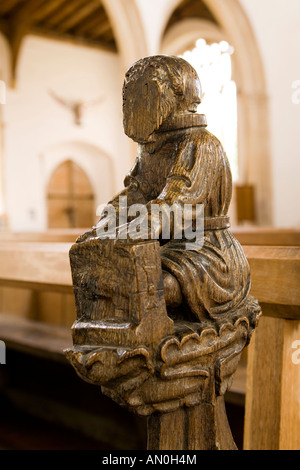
[66,296,261,417]
[65,239,261,449]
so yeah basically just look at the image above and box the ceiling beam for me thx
[73,8,108,36]
[6,0,46,85]
[86,21,111,40]
[0,0,25,16]
[33,0,69,23]
[42,0,85,29]
[101,29,115,43]
[55,1,103,33]
[0,19,10,38]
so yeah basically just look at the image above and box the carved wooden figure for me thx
[65,55,261,450]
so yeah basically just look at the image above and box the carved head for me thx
[122,55,202,143]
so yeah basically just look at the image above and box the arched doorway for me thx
[47,159,95,229]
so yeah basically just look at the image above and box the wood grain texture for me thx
[244,316,300,450]
[0,313,72,362]
[232,227,300,246]
[0,242,299,311]
[0,242,72,291]
[65,55,261,450]
[243,246,300,306]
[147,396,237,450]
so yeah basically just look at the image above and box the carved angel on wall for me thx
[48,89,103,126]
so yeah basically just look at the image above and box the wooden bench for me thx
[0,231,80,327]
[0,313,72,362]
[232,227,300,246]
[0,313,147,450]
[0,233,299,449]
[0,241,76,326]
[1,226,299,245]
[242,245,300,450]
[0,229,82,243]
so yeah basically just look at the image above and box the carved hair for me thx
[122,55,202,143]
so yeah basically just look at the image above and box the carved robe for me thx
[96,114,251,322]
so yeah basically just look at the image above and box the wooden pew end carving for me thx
[65,55,261,450]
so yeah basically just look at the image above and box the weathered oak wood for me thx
[244,316,300,450]
[0,313,72,362]
[243,246,300,306]
[65,55,261,450]
[0,242,299,322]
[232,227,300,246]
[0,242,299,305]
[259,303,300,321]
[0,240,299,448]
[0,229,82,243]
[0,242,72,292]
[147,396,237,450]
[2,226,300,245]
[242,247,300,450]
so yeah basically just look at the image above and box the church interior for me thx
[0,0,299,451]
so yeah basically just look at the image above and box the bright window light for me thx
[181,39,238,181]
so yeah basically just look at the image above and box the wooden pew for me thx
[0,229,82,243]
[232,227,300,246]
[242,245,300,450]
[0,236,299,449]
[2,226,299,245]
[228,222,300,447]
[0,313,147,450]
[0,240,76,326]
[0,240,146,449]
[0,230,81,326]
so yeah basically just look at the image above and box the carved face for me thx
[122,56,202,143]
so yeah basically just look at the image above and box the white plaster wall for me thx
[4,35,130,231]
[238,0,300,228]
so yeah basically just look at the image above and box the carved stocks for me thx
[65,55,261,450]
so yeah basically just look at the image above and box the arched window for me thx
[181,38,238,181]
